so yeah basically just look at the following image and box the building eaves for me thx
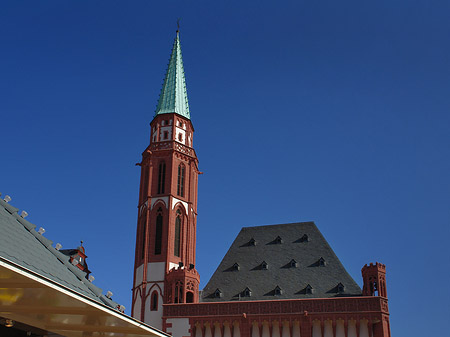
[0,194,121,309]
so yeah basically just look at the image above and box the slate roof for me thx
[201,222,362,302]
[155,31,191,120]
[0,195,120,309]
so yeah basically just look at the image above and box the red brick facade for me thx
[132,112,200,322]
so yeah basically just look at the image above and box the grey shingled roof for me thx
[201,222,362,302]
[0,196,119,309]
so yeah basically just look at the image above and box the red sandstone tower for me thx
[131,31,200,329]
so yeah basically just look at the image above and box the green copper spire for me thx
[155,32,190,119]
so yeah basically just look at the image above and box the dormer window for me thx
[248,238,256,246]
[261,261,268,270]
[305,284,313,294]
[242,287,252,297]
[274,286,282,296]
[289,259,298,268]
[214,288,223,298]
[337,283,345,293]
[318,257,326,266]
[299,234,309,242]
[275,236,283,244]
[232,263,240,271]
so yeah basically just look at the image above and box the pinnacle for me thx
[155,33,190,120]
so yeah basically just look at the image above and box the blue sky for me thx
[1,1,449,336]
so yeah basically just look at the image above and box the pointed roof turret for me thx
[155,31,190,120]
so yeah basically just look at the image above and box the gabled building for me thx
[133,31,391,337]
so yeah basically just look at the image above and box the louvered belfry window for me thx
[158,162,166,194]
[155,208,163,255]
[177,164,185,197]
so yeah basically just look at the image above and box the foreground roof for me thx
[0,194,168,336]
[0,196,115,307]
[155,31,190,119]
[201,222,362,302]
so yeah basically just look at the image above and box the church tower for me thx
[131,31,200,330]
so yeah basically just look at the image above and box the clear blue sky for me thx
[1,1,449,336]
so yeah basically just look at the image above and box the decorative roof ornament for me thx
[155,20,191,120]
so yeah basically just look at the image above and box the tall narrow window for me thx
[154,208,163,255]
[142,167,149,200]
[141,217,147,260]
[174,209,181,257]
[177,164,185,197]
[186,291,194,303]
[158,162,166,194]
[150,291,158,311]
[174,285,179,303]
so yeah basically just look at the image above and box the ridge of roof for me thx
[0,194,121,310]
[155,31,191,120]
[201,222,362,302]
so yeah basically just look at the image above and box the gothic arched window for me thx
[174,280,183,303]
[177,164,185,197]
[154,208,163,255]
[158,162,166,194]
[174,209,182,257]
[142,166,149,200]
[150,291,158,311]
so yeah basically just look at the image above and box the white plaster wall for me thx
[143,283,164,330]
[160,126,172,140]
[324,321,333,337]
[147,262,166,281]
[252,322,259,337]
[336,321,345,337]
[188,134,192,147]
[132,293,141,319]
[169,262,178,271]
[262,322,270,337]
[151,197,169,209]
[312,321,321,337]
[281,322,290,337]
[214,323,221,337]
[348,321,357,337]
[172,197,189,213]
[176,127,186,144]
[233,322,240,337]
[166,318,191,337]
[292,321,300,337]
[360,320,369,337]
[272,322,281,337]
[134,265,144,287]
[223,324,231,337]
[204,324,212,337]
[194,324,202,337]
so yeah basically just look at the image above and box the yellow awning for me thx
[0,258,168,337]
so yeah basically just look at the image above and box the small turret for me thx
[361,262,387,298]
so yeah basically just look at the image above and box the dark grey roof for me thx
[201,222,362,302]
[0,195,120,309]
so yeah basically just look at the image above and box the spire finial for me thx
[176,18,181,34]
[80,240,83,247]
